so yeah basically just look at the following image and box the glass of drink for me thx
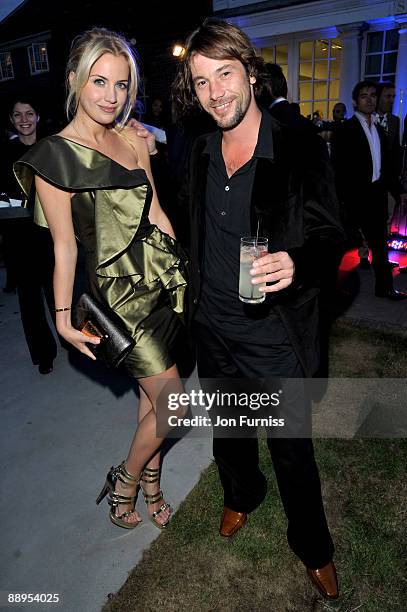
[239,237,268,304]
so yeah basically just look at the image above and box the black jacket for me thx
[331,115,401,214]
[269,100,300,125]
[180,116,344,376]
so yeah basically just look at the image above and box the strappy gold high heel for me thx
[140,467,172,529]
[96,461,141,530]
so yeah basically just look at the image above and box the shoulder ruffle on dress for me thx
[14,136,187,320]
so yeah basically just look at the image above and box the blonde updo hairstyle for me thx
[66,27,138,128]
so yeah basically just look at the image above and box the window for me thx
[0,52,14,81]
[28,42,49,74]
[298,38,342,120]
[260,44,289,80]
[364,29,398,82]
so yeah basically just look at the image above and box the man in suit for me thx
[375,82,400,154]
[173,19,344,598]
[261,62,329,164]
[375,82,403,236]
[331,80,406,299]
[260,62,299,123]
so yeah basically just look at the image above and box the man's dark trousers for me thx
[358,179,393,294]
[195,320,334,570]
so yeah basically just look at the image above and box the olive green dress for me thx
[14,135,187,378]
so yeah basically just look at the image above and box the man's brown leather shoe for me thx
[307,561,339,599]
[219,507,247,537]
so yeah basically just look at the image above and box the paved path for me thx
[0,268,211,612]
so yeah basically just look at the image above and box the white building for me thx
[213,0,407,126]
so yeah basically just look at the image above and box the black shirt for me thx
[196,110,288,345]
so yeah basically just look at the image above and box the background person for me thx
[1,96,41,293]
[332,102,347,123]
[331,80,407,299]
[374,82,403,239]
[258,62,295,121]
[0,96,57,374]
[318,103,348,157]
[143,95,170,131]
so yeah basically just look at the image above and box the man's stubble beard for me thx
[212,87,252,131]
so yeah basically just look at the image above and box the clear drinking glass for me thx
[239,237,268,304]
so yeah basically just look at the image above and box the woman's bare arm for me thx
[35,175,100,359]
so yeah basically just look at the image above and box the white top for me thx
[354,111,381,182]
[372,111,388,132]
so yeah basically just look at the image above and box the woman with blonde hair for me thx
[15,28,187,530]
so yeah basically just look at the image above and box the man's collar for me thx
[202,129,221,156]
[355,111,374,127]
[269,97,287,109]
[253,109,274,160]
[202,108,274,160]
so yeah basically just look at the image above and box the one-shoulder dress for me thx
[14,135,187,378]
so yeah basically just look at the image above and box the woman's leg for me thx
[113,363,185,525]
[135,388,173,525]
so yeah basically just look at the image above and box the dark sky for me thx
[0,0,212,43]
[0,0,24,22]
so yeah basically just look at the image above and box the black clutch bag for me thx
[72,293,135,368]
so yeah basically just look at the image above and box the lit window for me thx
[260,44,289,81]
[27,42,49,75]
[0,52,14,81]
[364,29,398,83]
[298,38,342,120]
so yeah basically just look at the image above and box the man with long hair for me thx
[173,19,344,598]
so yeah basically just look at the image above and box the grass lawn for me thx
[103,321,407,612]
